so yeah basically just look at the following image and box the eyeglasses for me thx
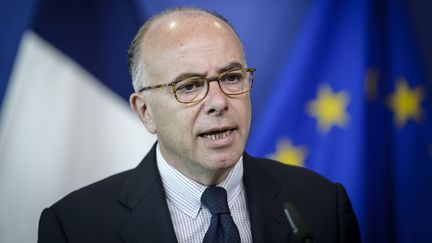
[138,68,256,104]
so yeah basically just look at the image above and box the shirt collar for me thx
[156,143,244,219]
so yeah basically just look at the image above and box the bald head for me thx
[128,8,245,91]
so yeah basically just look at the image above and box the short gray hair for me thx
[127,7,243,91]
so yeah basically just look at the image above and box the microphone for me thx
[283,202,314,243]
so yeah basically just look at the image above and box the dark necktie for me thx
[201,186,241,243]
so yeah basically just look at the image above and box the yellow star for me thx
[387,78,424,128]
[307,84,350,133]
[271,139,307,166]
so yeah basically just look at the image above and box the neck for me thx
[193,169,231,186]
[167,158,233,186]
[157,144,236,186]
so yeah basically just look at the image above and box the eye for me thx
[176,79,205,93]
[221,72,244,83]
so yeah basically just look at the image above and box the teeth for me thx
[203,129,232,140]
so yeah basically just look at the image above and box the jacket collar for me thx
[115,144,290,243]
[116,143,178,242]
[243,152,291,243]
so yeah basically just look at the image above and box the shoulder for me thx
[50,168,133,213]
[38,169,137,241]
[243,153,341,203]
[242,153,362,242]
[50,144,159,212]
[244,153,335,188]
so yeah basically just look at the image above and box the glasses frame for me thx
[138,67,256,104]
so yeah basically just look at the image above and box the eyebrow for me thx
[171,72,206,83]
[218,62,244,73]
[171,62,244,83]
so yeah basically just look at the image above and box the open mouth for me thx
[199,128,235,141]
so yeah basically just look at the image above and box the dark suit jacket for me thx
[38,143,361,242]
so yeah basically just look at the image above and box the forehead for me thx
[141,11,245,81]
[146,11,236,47]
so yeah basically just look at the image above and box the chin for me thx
[205,151,241,170]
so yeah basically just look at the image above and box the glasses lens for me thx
[174,77,207,103]
[219,69,252,94]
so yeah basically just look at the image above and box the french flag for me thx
[0,1,156,241]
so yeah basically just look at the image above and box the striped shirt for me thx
[156,145,252,243]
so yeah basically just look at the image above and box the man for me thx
[38,7,361,243]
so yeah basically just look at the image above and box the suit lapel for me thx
[116,143,177,243]
[114,146,292,242]
[243,153,292,243]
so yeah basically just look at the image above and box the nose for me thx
[204,81,229,115]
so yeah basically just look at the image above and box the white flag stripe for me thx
[0,31,155,243]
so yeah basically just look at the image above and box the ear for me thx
[129,93,157,134]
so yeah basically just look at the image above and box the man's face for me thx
[134,13,251,184]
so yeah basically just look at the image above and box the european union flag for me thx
[247,0,432,242]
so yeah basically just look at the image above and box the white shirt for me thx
[156,144,253,243]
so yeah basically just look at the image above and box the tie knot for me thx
[201,186,230,215]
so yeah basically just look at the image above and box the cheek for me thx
[240,98,252,122]
[156,104,199,138]
[151,98,178,132]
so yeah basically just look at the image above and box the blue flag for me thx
[247,0,432,242]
